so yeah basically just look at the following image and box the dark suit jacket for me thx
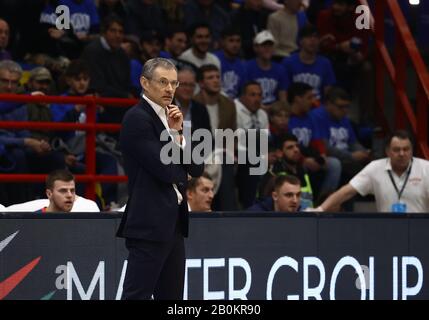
[117,99,204,241]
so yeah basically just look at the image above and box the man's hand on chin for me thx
[166,104,183,131]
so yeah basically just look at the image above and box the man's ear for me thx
[140,76,148,90]
[46,189,52,200]
[272,191,278,202]
[186,190,193,201]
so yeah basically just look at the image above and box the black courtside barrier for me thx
[1,212,429,300]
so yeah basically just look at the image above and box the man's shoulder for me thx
[413,157,429,169]
[218,93,235,108]
[365,158,388,171]
[123,100,151,121]
[179,48,193,60]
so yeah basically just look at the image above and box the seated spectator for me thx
[183,0,230,44]
[248,174,301,212]
[38,0,100,59]
[268,100,290,147]
[179,23,221,70]
[267,0,308,60]
[235,81,269,208]
[140,30,163,64]
[187,172,215,212]
[50,60,120,209]
[287,82,341,198]
[81,14,132,122]
[124,30,164,93]
[230,0,270,59]
[214,26,246,99]
[244,30,288,105]
[317,0,369,97]
[6,195,100,212]
[36,169,76,213]
[0,19,11,61]
[194,64,237,211]
[311,86,371,180]
[0,60,65,205]
[258,133,314,209]
[282,24,336,104]
[160,26,188,61]
[25,67,56,141]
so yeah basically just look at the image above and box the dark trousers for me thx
[122,224,185,300]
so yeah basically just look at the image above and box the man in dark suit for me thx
[117,58,204,300]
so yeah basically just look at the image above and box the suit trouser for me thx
[122,223,185,300]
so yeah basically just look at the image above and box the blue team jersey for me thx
[214,50,246,99]
[282,53,336,101]
[288,112,322,147]
[311,106,356,150]
[244,59,289,105]
[40,0,100,33]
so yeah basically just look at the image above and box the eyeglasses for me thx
[0,78,19,87]
[149,77,180,89]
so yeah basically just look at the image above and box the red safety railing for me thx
[359,0,429,158]
[0,93,138,200]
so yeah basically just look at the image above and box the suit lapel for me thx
[139,99,170,142]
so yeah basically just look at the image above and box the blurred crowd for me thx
[0,0,426,212]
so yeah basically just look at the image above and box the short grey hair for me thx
[141,58,177,79]
[0,60,23,76]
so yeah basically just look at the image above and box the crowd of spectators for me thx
[0,0,423,212]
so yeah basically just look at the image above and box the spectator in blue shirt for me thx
[283,24,336,104]
[39,0,100,58]
[214,26,246,99]
[287,82,341,198]
[244,30,288,105]
[311,86,370,180]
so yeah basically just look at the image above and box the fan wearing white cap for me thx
[243,30,288,106]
